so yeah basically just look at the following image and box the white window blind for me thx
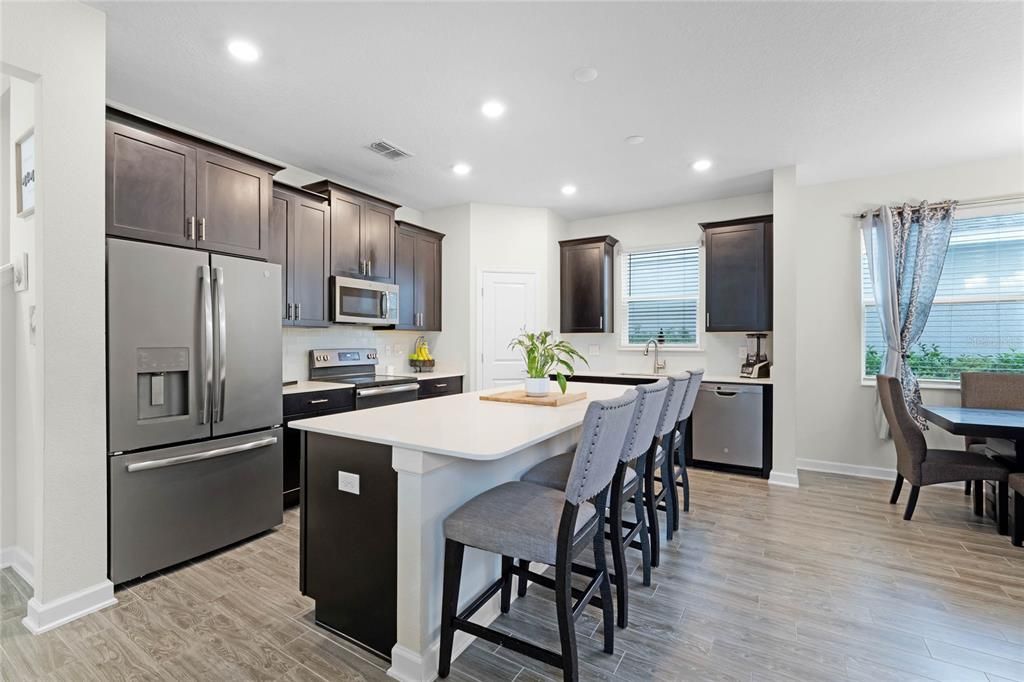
[621,246,700,347]
[862,211,1024,380]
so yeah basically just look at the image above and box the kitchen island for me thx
[289,381,632,682]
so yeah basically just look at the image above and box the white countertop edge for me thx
[282,380,355,395]
[408,370,466,380]
[291,418,579,461]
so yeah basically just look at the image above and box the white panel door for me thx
[480,271,538,389]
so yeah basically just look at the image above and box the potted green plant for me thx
[508,330,589,396]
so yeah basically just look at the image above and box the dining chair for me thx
[960,372,1024,498]
[876,375,1010,521]
[438,390,638,681]
[1011,474,1024,548]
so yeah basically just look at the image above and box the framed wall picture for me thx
[15,128,35,218]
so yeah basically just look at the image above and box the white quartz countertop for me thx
[411,370,465,380]
[282,380,355,395]
[568,371,772,386]
[289,381,633,460]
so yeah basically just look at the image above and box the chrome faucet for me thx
[643,338,666,374]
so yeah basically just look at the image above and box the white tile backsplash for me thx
[282,327,437,381]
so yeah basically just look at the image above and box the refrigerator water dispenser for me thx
[136,347,189,420]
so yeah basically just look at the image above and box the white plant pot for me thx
[524,377,549,397]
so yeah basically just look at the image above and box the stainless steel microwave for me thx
[330,276,399,325]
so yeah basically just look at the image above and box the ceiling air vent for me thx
[367,139,413,161]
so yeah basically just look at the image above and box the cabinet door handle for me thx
[188,216,196,240]
[199,217,207,241]
[599,315,603,329]
[435,383,447,388]
[706,313,710,327]
[286,302,293,320]
[308,398,329,405]
[295,302,301,320]
[367,260,372,278]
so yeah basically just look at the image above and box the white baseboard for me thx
[796,458,895,481]
[0,545,34,587]
[795,458,960,489]
[22,579,117,635]
[388,598,501,682]
[768,470,800,488]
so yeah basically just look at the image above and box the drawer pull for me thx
[434,383,447,388]
[308,398,330,404]
[127,436,278,473]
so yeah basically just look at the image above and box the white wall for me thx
[560,192,774,376]
[789,153,1024,477]
[1,77,40,577]
[424,203,563,389]
[1,0,111,630]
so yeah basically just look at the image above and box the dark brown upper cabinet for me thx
[559,236,618,333]
[302,180,398,283]
[106,109,282,260]
[270,183,330,327]
[700,215,773,332]
[394,222,443,331]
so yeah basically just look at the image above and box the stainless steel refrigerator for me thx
[106,238,283,583]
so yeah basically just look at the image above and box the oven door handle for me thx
[356,384,420,398]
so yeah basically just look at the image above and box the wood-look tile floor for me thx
[2,470,1023,681]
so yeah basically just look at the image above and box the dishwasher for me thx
[690,382,765,475]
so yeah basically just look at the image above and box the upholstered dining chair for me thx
[960,372,1024,498]
[877,375,1010,521]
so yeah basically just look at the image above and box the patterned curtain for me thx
[862,201,957,430]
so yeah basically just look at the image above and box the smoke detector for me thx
[367,139,414,161]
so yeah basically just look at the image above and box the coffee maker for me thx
[740,333,770,378]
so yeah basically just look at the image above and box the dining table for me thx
[920,405,1023,534]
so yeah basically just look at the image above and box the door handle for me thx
[127,436,278,473]
[286,302,293,320]
[367,260,372,278]
[380,292,388,319]
[295,302,301,321]
[188,216,196,241]
[213,266,227,423]
[199,217,207,241]
[356,384,419,397]
[200,266,213,424]
[308,398,329,405]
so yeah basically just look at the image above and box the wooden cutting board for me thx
[479,390,587,407]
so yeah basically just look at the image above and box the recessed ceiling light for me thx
[692,159,712,172]
[573,67,599,83]
[561,184,577,196]
[452,163,472,176]
[227,39,260,63]
[625,135,646,145]
[481,100,506,119]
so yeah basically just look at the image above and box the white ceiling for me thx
[96,1,1023,220]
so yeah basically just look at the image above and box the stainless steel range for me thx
[310,348,419,409]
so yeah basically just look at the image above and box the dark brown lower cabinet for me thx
[417,375,463,399]
[283,388,354,508]
[271,184,330,327]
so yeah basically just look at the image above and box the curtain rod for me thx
[854,194,1024,220]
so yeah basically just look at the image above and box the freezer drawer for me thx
[692,383,763,470]
[109,428,283,584]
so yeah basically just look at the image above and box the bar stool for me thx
[438,390,639,682]
[662,369,703,528]
[644,372,690,566]
[519,378,669,628]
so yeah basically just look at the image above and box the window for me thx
[862,210,1024,381]
[621,246,700,347]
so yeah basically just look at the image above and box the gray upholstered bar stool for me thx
[644,372,690,566]
[438,390,639,682]
[519,378,669,628]
[664,369,704,526]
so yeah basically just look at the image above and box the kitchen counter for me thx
[565,371,773,385]
[290,380,633,678]
[290,381,625,459]
[281,380,354,395]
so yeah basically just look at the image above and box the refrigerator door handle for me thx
[200,266,213,425]
[214,266,227,423]
[125,436,279,473]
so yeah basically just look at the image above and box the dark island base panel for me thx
[301,432,397,660]
[559,374,773,479]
